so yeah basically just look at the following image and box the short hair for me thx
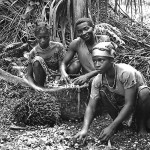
[75,18,94,29]
[34,22,50,37]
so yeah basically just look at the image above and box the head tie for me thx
[92,42,116,58]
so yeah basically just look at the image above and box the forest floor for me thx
[1,1,150,149]
[1,103,150,150]
[0,55,150,150]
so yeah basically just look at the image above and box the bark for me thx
[0,68,28,86]
[72,0,88,28]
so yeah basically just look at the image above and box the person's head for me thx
[75,18,95,41]
[34,22,50,49]
[92,42,116,74]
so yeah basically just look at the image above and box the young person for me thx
[60,18,121,85]
[27,22,66,90]
[74,42,150,142]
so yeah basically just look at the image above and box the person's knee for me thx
[33,61,41,68]
[138,87,150,103]
[67,60,81,74]
[33,61,45,77]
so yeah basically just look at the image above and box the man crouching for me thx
[74,42,150,142]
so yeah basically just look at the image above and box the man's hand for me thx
[99,126,115,142]
[32,85,44,91]
[60,72,71,84]
[72,74,89,85]
[73,129,88,143]
[29,83,44,91]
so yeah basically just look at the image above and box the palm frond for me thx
[41,1,51,22]
[50,0,65,40]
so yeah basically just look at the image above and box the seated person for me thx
[27,22,79,90]
[74,42,150,142]
[60,18,121,85]
[60,18,96,85]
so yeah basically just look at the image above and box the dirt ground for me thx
[0,71,150,150]
[1,112,150,150]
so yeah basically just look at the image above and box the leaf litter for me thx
[0,65,150,149]
[1,94,150,150]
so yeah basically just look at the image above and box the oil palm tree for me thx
[0,0,144,45]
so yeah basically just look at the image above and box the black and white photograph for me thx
[0,0,150,149]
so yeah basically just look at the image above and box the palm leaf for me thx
[41,1,51,22]
[50,0,64,40]
[49,0,57,27]
[59,1,68,46]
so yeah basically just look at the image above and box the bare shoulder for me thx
[68,37,80,51]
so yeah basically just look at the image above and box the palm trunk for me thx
[72,0,88,28]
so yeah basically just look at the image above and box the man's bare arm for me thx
[99,85,136,141]
[74,95,99,141]
[82,95,99,131]
[73,70,99,85]
[60,43,76,83]
[60,50,75,73]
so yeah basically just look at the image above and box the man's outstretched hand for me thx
[73,129,88,144]
[99,126,115,142]
[72,74,89,85]
[60,72,71,84]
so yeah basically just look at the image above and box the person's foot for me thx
[9,123,27,130]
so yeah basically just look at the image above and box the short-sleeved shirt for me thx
[28,41,66,71]
[90,63,147,99]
